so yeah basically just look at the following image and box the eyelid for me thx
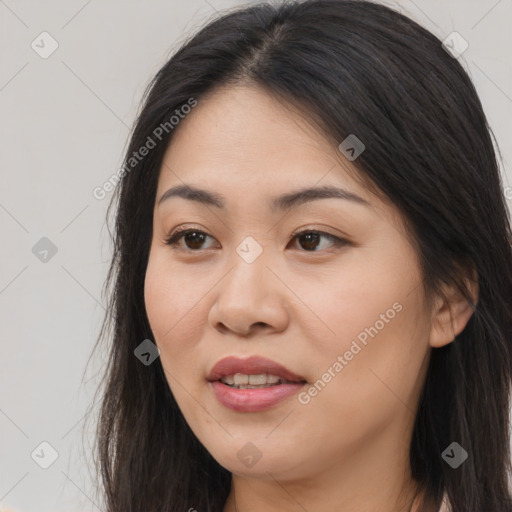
[163,224,350,252]
[164,225,217,249]
[291,225,348,239]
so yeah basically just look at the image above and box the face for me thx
[144,84,433,481]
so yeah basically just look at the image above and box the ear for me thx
[429,265,479,348]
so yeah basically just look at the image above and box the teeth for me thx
[223,375,234,385]
[233,373,249,385]
[249,374,267,385]
[221,373,290,387]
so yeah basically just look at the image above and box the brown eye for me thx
[291,230,348,252]
[164,228,348,253]
[164,229,215,250]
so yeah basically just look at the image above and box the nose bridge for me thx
[226,234,274,298]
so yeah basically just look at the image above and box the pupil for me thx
[185,232,205,249]
[300,233,319,251]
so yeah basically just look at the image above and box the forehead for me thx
[157,84,375,207]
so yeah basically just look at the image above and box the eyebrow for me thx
[157,184,370,212]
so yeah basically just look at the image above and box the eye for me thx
[289,229,349,252]
[164,228,217,251]
[164,227,349,252]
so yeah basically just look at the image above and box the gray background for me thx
[1,1,511,511]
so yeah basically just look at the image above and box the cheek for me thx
[144,265,173,341]
[291,295,429,465]
[302,244,421,354]
[144,255,211,425]
[144,253,207,362]
[301,244,430,409]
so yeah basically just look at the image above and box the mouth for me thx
[207,354,308,386]
[218,373,305,389]
[207,355,308,412]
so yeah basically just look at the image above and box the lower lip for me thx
[210,381,306,412]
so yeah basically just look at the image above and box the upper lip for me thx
[207,355,307,383]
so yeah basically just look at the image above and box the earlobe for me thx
[428,270,479,349]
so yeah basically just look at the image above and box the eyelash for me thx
[164,227,349,252]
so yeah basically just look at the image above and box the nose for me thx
[208,248,289,338]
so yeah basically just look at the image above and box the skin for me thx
[144,83,477,512]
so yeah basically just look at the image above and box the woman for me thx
[89,1,512,511]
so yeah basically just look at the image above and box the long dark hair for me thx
[86,1,512,510]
